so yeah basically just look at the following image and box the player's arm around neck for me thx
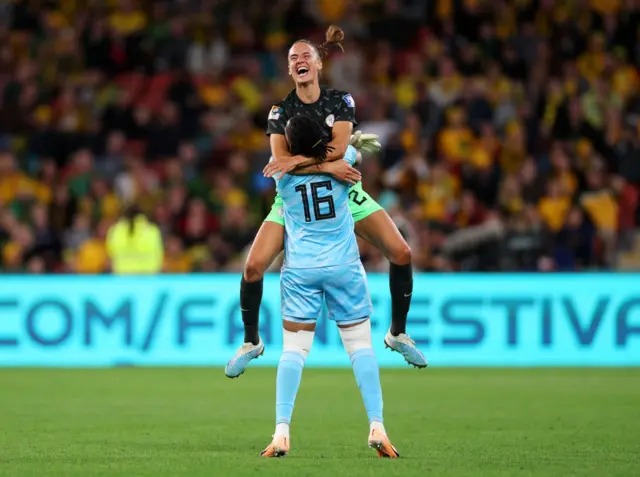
[291,140,361,185]
[265,124,359,183]
[295,121,352,168]
[264,134,308,178]
[270,134,304,164]
[290,158,361,184]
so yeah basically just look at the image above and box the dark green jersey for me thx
[266,86,357,141]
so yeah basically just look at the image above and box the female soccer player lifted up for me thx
[226,26,427,378]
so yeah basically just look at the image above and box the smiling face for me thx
[288,41,321,86]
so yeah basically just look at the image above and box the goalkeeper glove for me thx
[349,130,382,154]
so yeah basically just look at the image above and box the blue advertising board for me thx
[0,274,638,367]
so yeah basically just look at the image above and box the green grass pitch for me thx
[1,368,638,477]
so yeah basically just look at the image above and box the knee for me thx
[283,328,314,359]
[244,256,266,282]
[339,320,372,354]
[389,242,412,266]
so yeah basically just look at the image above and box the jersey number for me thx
[349,189,368,205]
[295,181,336,222]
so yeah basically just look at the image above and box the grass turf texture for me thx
[1,368,638,477]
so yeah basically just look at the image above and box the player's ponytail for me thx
[295,25,345,60]
[318,25,345,57]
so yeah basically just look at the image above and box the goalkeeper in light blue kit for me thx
[260,115,399,459]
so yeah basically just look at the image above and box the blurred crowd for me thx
[0,0,638,274]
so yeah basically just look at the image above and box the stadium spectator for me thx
[106,204,163,274]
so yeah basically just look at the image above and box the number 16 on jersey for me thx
[295,180,336,222]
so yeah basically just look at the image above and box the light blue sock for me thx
[275,351,305,425]
[349,348,383,423]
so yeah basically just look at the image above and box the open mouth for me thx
[296,66,309,77]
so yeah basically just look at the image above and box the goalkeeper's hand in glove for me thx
[349,130,382,154]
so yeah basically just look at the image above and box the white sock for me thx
[275,422,290,439]
[370,420,386,434]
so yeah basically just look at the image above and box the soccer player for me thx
[225,25,426,378]
[260,114,399,458]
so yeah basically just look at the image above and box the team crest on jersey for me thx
[343,94,355,108]
[268,106,282,120]
[325,114,335,127]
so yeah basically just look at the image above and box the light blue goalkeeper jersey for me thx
[274,145,359,269]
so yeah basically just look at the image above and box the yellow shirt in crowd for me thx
[581,190,619,232]
[108,10,146,36]
[538,196,571,232]
[106,216,164,274]
[2,241,22,268]
[418,175,459,222]
[75,238,108,274]
[317,0,347,22]
[591,0,620,14]
[439,127,474,163]
[0,173,45,204]
[164,253,193,273]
